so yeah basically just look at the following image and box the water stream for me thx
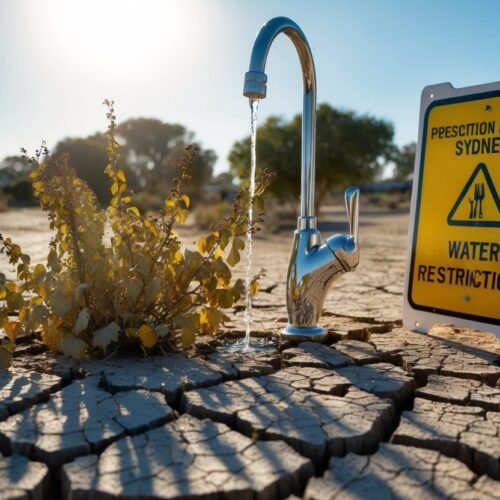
[220,98,260,354]
[242,98,259,349]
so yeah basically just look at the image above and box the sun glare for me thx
[32,0,210,84]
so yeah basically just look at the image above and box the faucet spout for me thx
[243,17,360,341]
[243,16,316,220]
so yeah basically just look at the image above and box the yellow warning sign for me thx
[408,88,500,329]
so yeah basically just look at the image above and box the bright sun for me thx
[33,0,209,84]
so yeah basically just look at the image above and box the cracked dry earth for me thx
[1,208,500,499]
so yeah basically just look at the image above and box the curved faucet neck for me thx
[243,17,317,221]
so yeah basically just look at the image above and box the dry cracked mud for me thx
[1,209,500,498]
[304,443,500,499]
[61,414,314,500]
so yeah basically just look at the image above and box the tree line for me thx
[0,105,416,210]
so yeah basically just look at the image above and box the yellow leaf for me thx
[73,307,90,336]
[47,248,61,272]
[41,322,63,350]
[217,290,234,308]
[233,236,245,251]
[199,307,223,333]
[181,325,196,347]
[175,209,188,224]
[165,199,176,208]
[121,196,132,204]
[111,182,119,195]
[3,321,19,342]
[6,292,24,311]
[249,278,259,297]
[32,181,44,193]
[155,324,169,339]
[5,282,17,293]
[62,334,87,360]
[227,244,240,267]
[116,169,126,182]
[30,304,48,327]
[33,263,46,280]
[214,258,231,286]
[124,278,143,305]
[50,286,72,317]
[196,236,206,254]
[108,206,117,217]
[18,305,27,322]
[93,321,120,350]
[127,206,140,218]
[204,234,217,253]
[138,324,157,348]
[181,194,190,208]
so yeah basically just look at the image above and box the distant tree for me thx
[0,155,31,183]
[392,142,416,180]
[117,118,214,200]
[54,134,137,205]
[160,143,215,200]
[0,155,34,205]
[228,103,394,212]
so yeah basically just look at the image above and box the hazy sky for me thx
[1,0,499,175]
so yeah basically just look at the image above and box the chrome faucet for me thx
[243,17,360,340]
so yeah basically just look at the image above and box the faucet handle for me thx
[345,186,359,242]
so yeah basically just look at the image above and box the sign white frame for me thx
[403,81,500,338]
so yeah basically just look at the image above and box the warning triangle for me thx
[447,163,500,228]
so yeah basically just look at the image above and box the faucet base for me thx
[281,324,327,342]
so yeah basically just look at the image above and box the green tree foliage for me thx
[229,103,394,212]
[117,118,215,200]
[392,142,416,180]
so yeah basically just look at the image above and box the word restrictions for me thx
[404,82,500,337]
